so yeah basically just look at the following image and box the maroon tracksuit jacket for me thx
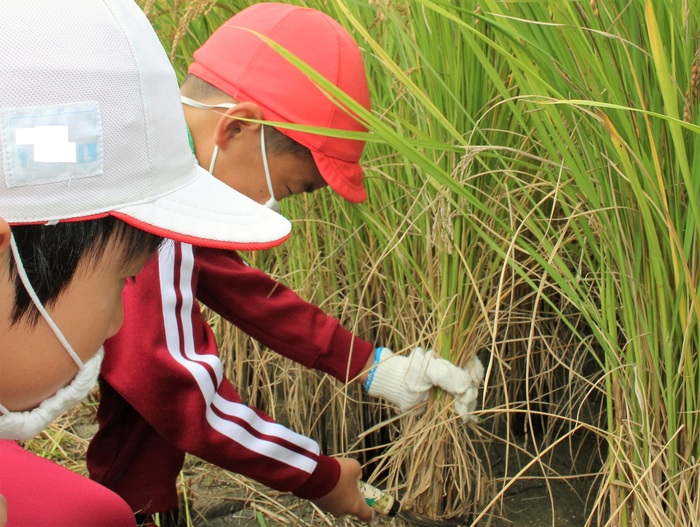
[87,239,373,514]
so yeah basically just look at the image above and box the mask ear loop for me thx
[260,124,276,203]
[9,234,84,369]
[180,96,237,176]
[180,96,236,111]
[209,145,219,174]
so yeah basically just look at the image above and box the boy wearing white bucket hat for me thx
[86,3,485,525]
[0,0,294,525]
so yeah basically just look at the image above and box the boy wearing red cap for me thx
[87,3,484,525]
[0,1,294,525]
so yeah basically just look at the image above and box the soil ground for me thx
[171,431,601,527]
[64,402,601,527]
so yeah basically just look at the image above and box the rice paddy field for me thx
[25,0,700,525]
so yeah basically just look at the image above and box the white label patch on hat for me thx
[2,102,103,188]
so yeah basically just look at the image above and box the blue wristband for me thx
[364,347,384,392]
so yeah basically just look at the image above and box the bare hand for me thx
[312,457,375,523]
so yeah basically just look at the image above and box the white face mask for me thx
[181,96,280,213]
[0,350,103,440]
[0,235,103,440]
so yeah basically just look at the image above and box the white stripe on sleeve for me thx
[157,240,319,474]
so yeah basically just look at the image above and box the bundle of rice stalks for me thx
[139,1,700,525]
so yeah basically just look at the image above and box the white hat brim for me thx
[112,164,291,250]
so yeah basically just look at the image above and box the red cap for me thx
[189,3,371,202]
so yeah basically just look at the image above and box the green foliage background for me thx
[141,1,700,524]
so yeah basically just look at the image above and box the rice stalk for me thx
[125,1,700,525]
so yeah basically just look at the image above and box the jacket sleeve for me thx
[195,245,373,382]
[101,240,361,499]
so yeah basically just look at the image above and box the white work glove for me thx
[364,347,484,423]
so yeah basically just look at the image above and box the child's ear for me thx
[0,219,10,256]
[213,102,264,148]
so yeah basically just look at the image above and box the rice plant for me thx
[119,0,700,524]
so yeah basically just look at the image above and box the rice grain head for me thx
[684,52,700,122]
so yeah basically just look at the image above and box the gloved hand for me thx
[364,347,484,423]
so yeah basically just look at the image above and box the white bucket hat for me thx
[0,0,290,250]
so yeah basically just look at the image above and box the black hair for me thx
[181,74,312,159]
[9,217,162,325]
